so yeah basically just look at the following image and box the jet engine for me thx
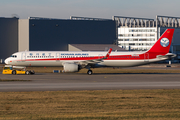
[13,66,26,69]
[63,63,80,72]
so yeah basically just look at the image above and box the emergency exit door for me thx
[144,53,149,62]
[56,53,60,61]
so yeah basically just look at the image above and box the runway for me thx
[1,72,180,92]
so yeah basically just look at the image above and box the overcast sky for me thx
[0,0,179,20]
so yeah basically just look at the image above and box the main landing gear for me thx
[26,70,35,75]
[87,70,93,75]
[86,66,93,75]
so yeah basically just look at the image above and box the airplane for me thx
[4,29,176,75]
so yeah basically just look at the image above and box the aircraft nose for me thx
[4,58,9,64]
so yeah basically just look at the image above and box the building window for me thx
[141,39,147,41]
[133,39,138,41]
[129,43,135,45]
[119,34,124,36]
[128,29,155,32]
[150,34,155,36]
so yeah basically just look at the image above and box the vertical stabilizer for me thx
[147,29,174,54]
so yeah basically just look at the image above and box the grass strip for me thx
[0,89,180,119]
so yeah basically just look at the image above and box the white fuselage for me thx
[5,51,167,68]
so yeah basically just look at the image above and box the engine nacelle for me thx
[63,63,80,72]
[12,66,26,69]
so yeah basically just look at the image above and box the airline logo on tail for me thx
[160,38,169,47]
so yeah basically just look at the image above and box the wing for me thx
[79,48,112,66]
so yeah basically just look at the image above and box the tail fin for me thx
[147,29,174,54]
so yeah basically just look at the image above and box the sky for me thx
[0,0,180,20]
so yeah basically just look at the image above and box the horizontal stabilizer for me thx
[156,53,176,59]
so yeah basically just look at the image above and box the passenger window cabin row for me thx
[26,55,140,59]
[27,56,54,58]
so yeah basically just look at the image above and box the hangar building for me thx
[19,17,116,52]
[0,16,116,60]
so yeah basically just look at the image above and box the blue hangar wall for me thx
[0,18,18,59]
[29,19,116,51]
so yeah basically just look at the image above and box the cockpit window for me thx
[10,55,17,58]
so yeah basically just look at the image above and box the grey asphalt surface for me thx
[1,70,180,92]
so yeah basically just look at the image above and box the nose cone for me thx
[4,58,9,64]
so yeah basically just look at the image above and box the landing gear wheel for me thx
[12,70,16,75]
[87,70,93,75]
[26,70,30,75]
[30,70,35,74]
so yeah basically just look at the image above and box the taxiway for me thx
[0,72,180,92]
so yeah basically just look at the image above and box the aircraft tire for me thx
[87,70,93,75]
[12,70,16,75]
[30,70,35,74]
[26,70,30,75]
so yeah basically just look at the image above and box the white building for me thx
[114,16,180,54]
[117,27,156,50]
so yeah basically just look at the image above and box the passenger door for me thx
[21,53,26,61]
